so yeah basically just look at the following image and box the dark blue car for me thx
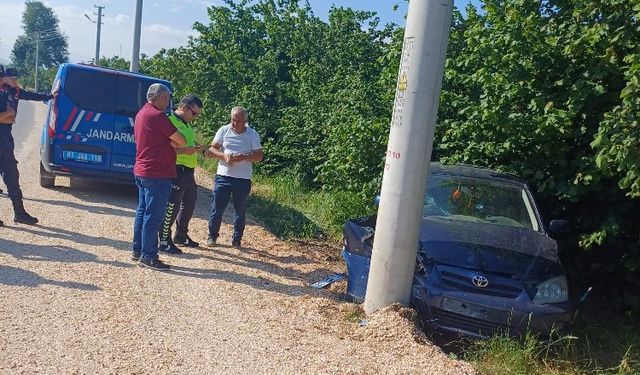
[343,163,579,338]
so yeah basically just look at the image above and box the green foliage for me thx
[97,56,130,71]
[248,173,373,239]
[143,0,640,308]
[10,1,69,90]
[198,153,355,238]
[198,153,371,239]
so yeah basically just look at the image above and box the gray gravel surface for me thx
[0,102,476,374]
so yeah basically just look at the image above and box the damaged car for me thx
[342,163,582,338]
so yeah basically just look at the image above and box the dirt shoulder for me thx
[0,102,476,374]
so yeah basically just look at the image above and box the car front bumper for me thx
[342,249,576,338]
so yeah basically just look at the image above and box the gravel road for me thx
[0,101,476,374]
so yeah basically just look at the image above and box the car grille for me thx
[440,270,523,298]
[430,307,508,337]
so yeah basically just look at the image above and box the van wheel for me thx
[40,163,55,188]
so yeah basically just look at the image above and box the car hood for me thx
[419,217,562,279]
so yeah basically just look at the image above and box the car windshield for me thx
[423,174,540,231]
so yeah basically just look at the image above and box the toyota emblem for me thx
[472,275,489,288]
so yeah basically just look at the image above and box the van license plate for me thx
[63,150,102,163]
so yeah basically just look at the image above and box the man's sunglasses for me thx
[186,105,201,117]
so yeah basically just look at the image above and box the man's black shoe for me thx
[138,257,170,271]
[14,213,38,225]
[206,237,216,247]
[132,252,141,261]
[159,243,183,254]
[173,235,199,248]
[0,219,4,227]
[232,239,242,248]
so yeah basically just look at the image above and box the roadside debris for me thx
[311,273,345,289]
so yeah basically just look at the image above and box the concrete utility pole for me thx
[85,5,105,65]
[130,0,143,72]
[34,31,39,91]
[94,5,104,64]
[364,0,454,314]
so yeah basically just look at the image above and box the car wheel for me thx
[39,163,55,188]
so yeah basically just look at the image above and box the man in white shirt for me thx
[203,106,263,247]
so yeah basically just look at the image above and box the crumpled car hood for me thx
[419,217,561,279]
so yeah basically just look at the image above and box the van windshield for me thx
[64,68,158,117]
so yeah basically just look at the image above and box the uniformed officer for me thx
[0,66,54,226]
[158,94,204,254]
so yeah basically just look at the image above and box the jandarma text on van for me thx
[86,129,135,143]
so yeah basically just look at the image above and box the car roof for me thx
[429,162,529,187]
[61,63,172,86]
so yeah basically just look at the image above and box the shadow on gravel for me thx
[169,264,313,297]
[200,245,336,286]
[25,197,134,218]
[39,177,138,210]
[0,236,133,268]
[163,244,343,299]
[9,224,132,252]
[0,264,101,291]
[242,246,315,265]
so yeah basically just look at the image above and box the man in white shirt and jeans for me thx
[203,106,263,247]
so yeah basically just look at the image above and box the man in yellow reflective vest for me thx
[158,94,204,253]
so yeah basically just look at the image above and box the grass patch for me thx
[249,174,373,239]
[465,314,640,375]
[345,304,366,323]
[198,158,373,239]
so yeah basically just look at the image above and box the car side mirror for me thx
[549,219,569,235]
[373,195,380,206]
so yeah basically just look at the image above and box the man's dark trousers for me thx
[160,165,197,244]
[208,174,251,243]
[0,126,25,209]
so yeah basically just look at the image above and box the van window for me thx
[64,68,155,117]
[65,69,117,113]
[116,77,155,118]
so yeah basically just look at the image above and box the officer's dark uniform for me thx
[0,66,52,226]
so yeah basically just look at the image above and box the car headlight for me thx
[533,275,569,304]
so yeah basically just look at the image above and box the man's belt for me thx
[176,165,195,172]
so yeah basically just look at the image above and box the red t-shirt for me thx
[133,103,177,178]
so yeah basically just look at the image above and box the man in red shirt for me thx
[132,83,186,271]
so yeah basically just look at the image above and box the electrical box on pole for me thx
[363,0,454,314]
